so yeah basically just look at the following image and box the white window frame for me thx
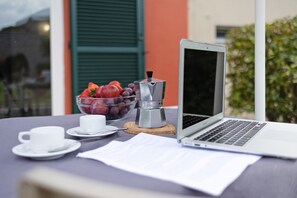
[50,0,65,115]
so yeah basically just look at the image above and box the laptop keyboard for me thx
[183,115,209,129]
[194,120,267,146]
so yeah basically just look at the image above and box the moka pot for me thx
[134,71,166,128]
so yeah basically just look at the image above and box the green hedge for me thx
[226,16,297,122]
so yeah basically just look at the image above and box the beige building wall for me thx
[188,0,297,43]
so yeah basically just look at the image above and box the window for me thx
[216,26,234,45]
[70,0,145,113]
[0,0,51,118]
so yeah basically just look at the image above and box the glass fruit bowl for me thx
[76,95,137,121]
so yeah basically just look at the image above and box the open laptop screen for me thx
[183,48,225,129]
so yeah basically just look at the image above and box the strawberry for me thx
[87,82,99,97]
[80,88,89,98]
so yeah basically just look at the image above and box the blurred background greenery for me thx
[226,16,297,122]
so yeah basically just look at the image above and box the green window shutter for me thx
[70,0,144,113]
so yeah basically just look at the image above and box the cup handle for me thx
[18,131,30,144]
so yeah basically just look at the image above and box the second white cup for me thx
[79,115,106,134]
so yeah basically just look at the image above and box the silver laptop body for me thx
[177,39,297,159]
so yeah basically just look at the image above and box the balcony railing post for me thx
[255,0,266,121]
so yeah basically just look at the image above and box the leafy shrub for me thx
[226,16,297,122]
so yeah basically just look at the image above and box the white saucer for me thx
[12,139,81,160]
[66,126,119,138]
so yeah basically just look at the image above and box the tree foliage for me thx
[226,16,297,122]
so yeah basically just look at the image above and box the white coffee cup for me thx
[79,115,106,134]
[18,126,65,153]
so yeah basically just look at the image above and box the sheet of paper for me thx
[77,133,261,196]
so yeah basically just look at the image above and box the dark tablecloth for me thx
[1,108,297,198]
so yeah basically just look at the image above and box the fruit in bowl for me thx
[76,81,137,121]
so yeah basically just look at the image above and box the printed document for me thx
[77,133,261,196]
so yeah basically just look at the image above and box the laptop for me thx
[177,39,297,159]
